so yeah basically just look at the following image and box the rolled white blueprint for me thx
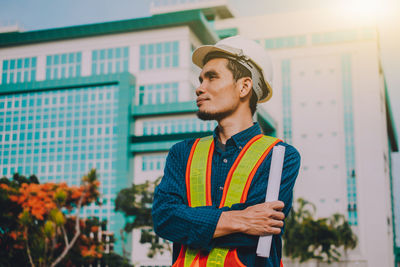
[256,145,286,258]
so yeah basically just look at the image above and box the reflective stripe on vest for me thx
[173,134,282,267]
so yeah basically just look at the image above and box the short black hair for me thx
[203,52,258,115]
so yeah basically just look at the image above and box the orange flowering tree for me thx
[0,170,112,267]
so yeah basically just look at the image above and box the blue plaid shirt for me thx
[152,123,301,267]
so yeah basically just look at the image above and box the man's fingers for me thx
[269,218,284,228]
[268,200,284,210]
[264,226,281,235]
[271,211,285,220]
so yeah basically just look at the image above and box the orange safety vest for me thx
[173,134,284,267]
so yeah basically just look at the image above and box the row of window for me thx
[0,138,116,150]
[1,108,117,120]
[2,154,116,165]
[140,41,179,70]
[0,114,116,127]
[0,142,116,155]
[1,145,115,156]
[92,47,129,75]
[1,99,117,110]
[299,132,339,139]
[265,35,307,49]
[2,160,117,175]
[1,41,181,84]
[281,59,292,144]
[0,127,117,142]
[261,28,374,50]
[2,159,116,171]
[0,111,118,125]
[138,82,178,105]
[0,112,116,124]
[46,52,82,80]
[2,57,36,84]
[302,164,342,171]
[342,54,358,226]
[142,155,167,171]
[0,87,119,109]
[142,118,217,136]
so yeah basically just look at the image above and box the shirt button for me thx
[223,158,228,163]
[219,186,224,191]
[239,146,242,150]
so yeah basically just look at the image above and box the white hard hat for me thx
[192,35,273,103]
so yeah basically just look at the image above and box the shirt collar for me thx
[213,122,262,151]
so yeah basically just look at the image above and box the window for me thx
[46,52,82,80]
[142,155,167,171]
[140,41,179,70]
[138,82,178,105]
[92,47,129,75]
[2,57,37,84]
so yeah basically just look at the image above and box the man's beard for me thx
[196,109,234,121]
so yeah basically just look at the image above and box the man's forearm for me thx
[213,201,285,238]
[213,210,242,238]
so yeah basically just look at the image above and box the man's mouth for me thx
[196,97,208,106]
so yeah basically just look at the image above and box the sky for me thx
[1,0,399,203]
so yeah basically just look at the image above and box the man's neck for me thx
[217,113,253,144]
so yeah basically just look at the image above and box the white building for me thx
[136,1,399,266]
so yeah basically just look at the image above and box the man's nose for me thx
[195,82,205,96]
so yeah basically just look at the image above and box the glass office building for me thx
[0,74,134,243]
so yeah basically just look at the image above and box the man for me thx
[152,36,300,267]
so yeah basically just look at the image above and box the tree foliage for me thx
[283,198,357,264]
[115,177,171,258]
[0,170,130,267]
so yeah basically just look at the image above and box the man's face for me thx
[196,58,240,121]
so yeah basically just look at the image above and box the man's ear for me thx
[239,77,253,99]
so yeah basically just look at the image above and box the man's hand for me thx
[213,201,285,238]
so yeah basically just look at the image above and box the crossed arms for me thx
[152,140,300,251]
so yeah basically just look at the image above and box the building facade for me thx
[0,0,398,266]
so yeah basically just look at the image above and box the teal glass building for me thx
[0,74,134,245]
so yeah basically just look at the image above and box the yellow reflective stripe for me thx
[206,247,229,267]
[223,136,278,207]
[189,136,213,207]
[184,247,199,267]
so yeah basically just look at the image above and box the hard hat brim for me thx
[192,45,236,69]
[192,45,273,103]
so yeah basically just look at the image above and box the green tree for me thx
[283,198,357,265]
[115,177,171,258]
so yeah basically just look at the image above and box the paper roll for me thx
[256,145,286,258]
